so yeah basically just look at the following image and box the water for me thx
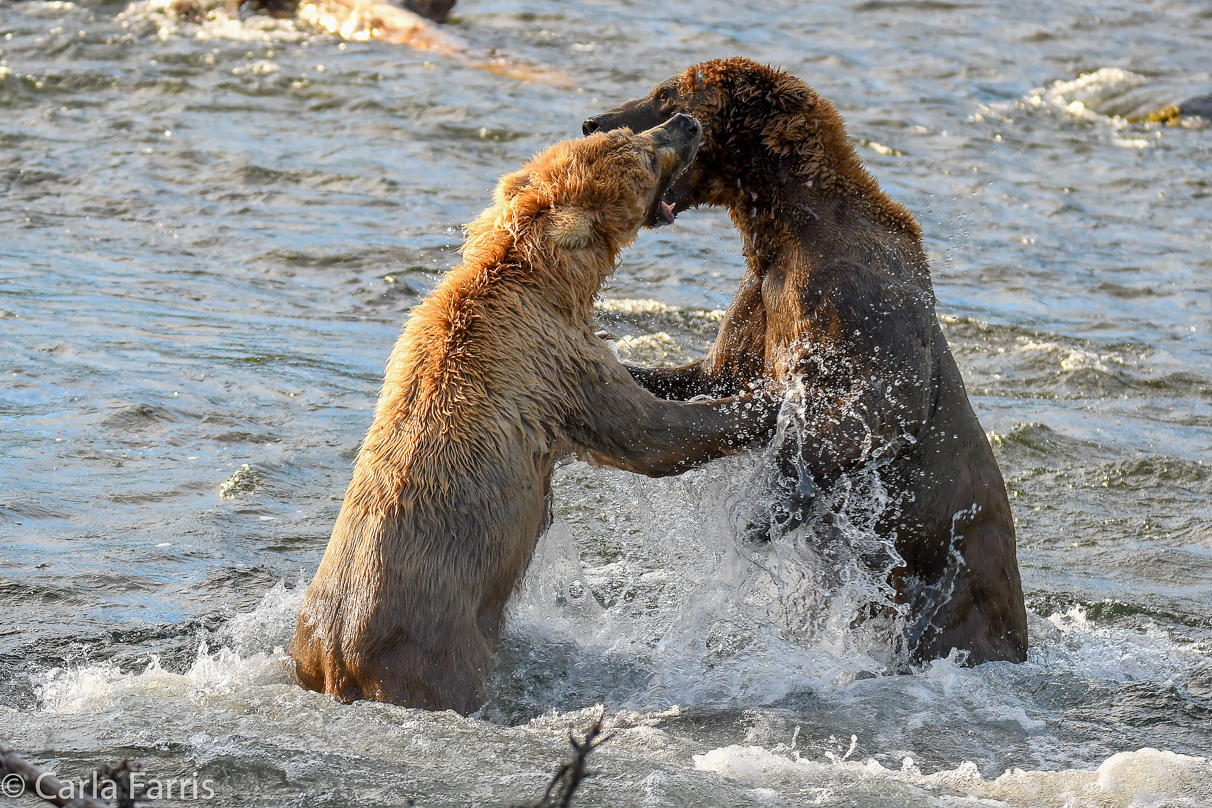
[2,0,1211,805]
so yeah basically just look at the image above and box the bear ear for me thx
[548,208,594,249]
[494,168,532,206]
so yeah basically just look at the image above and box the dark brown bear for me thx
[584,58,1028,666]
[290,115,779,713]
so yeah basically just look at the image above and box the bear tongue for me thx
[659,201,676,224]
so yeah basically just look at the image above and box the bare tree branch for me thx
[516,712,614,808]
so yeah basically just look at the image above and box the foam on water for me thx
[15,580,1209,806]
[694,745,1211,808]
[1032,68,1153,123]
[0,535,1036,720]
[1000,67,1212,130]
[35,580,304,717]
[595,298,725,321]
[117,0,311,43]
[1016,339,1126,374]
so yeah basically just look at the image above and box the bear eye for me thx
[655,86,673,105]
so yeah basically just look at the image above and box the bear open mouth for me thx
[645,164,691,228]
[644,166,699,229]
[641,113,701,228]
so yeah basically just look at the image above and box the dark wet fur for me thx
[585,58,1029,666]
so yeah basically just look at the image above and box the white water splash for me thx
[694,744,1211,808]
[117,0,310,43]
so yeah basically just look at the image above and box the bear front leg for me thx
[570,357,781,478]
[625,361,715,400]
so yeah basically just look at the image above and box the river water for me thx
[2,0,1211,805]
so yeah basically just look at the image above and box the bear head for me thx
[465,114,702,274]
[581,57,866,216]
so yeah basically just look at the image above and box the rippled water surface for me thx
[2,0,1211,805]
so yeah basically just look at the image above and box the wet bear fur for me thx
[290,118,778,712]
[584,58,1029,666]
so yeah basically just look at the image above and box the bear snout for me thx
[648,113,702,168]
[669,112,700,138]
[583,112,699,138]
[582,94,673,138]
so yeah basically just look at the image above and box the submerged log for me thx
[188,0,453,22]
[166,0,568,84]
[294,0,568,83]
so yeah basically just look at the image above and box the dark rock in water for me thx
[248,0,299,17]
[1060,72,1212,125]
[1124,93,1212,125]
[1179,94,1212,120]
[1138,95,1212,125]
[404,0,456,23]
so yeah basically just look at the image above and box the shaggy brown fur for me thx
[584,58,1028,666]
[290,116,779,713]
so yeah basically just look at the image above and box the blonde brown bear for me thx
[290,115,779,713]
